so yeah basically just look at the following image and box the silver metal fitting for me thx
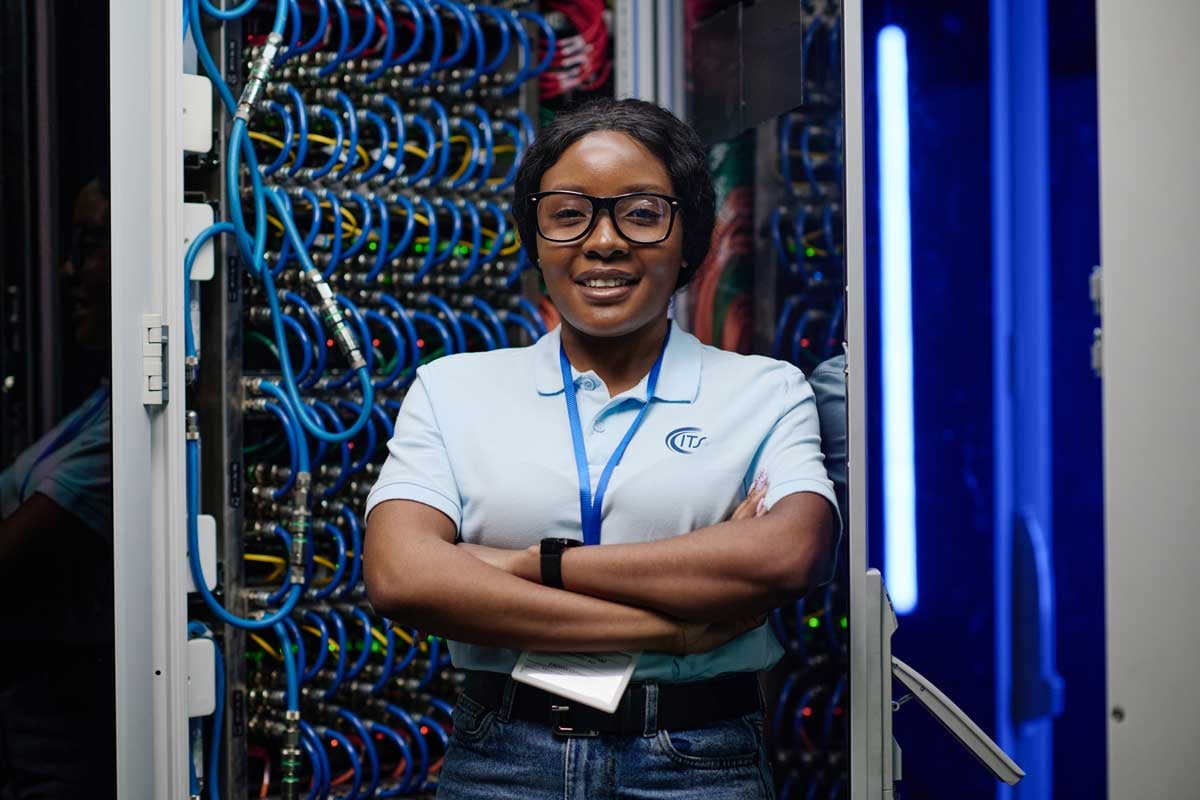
[235,32,283,123]
[185,411,200,440]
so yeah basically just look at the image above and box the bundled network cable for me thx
[538,0,611,102]
[182,1,550,797]
[765,7,849,800]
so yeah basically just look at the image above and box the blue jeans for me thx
[436,682,777,800]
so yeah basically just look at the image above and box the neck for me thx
[560,316,670,396]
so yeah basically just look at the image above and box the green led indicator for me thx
[484,238,495,250]
[807,617,820,629]
[371,640,382,653]
[414,242,428,253]
[368,241,378,251]
[454,244,469,256]
[840,616,848,629]
[328,642,338,653]
[805,247,817,258]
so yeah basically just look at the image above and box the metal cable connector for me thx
[288,473,311,585]
[235,32,283,123]
[185,411,200,441]
[280,710,302,800]
[303,269,367,371]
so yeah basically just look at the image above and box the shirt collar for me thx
[532,320,702,403]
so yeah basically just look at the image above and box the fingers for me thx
[731,472,770,521]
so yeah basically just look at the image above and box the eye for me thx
[552,208,587,221]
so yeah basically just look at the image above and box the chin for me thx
[561,307,665,340]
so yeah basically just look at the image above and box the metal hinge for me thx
[142,313,169,405]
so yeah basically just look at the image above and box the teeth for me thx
[582,278,633,288]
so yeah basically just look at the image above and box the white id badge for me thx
[511,651,641,713]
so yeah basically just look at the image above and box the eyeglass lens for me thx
[536,193,673,244]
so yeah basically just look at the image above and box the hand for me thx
[729,472,770,522]
[457,542,541,582]
[671,613,768,655]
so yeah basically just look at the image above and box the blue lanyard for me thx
[560,327,670,546]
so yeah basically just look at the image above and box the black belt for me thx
[462,669,762,737]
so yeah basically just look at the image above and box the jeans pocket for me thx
[450,693,499,744]
[655,712,763,769]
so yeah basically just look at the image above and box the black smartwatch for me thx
[540,538,583,589]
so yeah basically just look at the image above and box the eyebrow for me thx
[545,183,673,195]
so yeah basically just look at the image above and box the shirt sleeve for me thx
[364,367,462,531]
[747,364,843,584]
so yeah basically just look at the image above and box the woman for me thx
[364,99,838,799]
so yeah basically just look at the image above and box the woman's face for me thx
[536,131,684,339]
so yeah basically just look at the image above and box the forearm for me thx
[365,520,680,653]
[557,493,834,622]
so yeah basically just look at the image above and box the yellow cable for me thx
[250,633,283,661]
[303,625,340,651]
[245,553,286,567]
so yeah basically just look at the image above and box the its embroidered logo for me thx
[666,427,707,454]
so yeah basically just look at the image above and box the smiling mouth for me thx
[578,276,638,288]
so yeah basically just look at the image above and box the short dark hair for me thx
[512,98,715,290]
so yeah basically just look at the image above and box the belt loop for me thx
[642,682,659,736]
[498,677,518,722]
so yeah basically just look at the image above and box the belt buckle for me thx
[551,704,599,738]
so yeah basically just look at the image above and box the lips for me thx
[573,268,640,303]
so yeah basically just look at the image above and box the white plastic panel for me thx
[187,637,216,718]
[187,514,218,593]
[184,202,216,281]
[181,73,213,154]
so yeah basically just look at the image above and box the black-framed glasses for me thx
[529,191,681,245]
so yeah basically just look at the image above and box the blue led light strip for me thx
[877,25,917,615]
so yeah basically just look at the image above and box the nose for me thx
[581,209,629,260]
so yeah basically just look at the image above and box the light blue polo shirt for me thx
[365,321,840,682]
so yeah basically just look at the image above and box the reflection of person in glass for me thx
[364,101,840,799]
[0,178,116,799]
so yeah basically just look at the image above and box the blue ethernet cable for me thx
[310,401,350,498]
[771,296,802,359]
[504,247,529,288]
[263,401,300,498]
[511,107,535,152]
[457,310,495,351]
[266,526,297,606]
[790,311,814,365]
[371,722,414,797]
[331,92,361,181]
[373,97,408,185]
[279,0,328,62]
[418,712,449,789]
[773,673,801,747]
[517,9,555,80]
[200,0,257,19]
[373,294,422,379]
[467,296,508,347]
[282,85,310,177]
[182,222,236,375]
[361,0,396,83]
[428,198,460,269]
[261,189,374,442]
[309,522,348,601]
[420,293,466,353]
[320,727,363,799]
[430,0,471,70]
[335,399,377,475]
[384,705,429,789]
[300,721,329,799]
[447,117,482,191]
[780,115,796,200]
[298,726,326,800]
[339,191,374,264]
[801,123,820,195]
[824,677,845,740]
[402,113,438,185]
[364,195,391,283]
[274,622,300,710]
[271,191,297,277]
[410,310,455,355]
[503,8,532,97]
[278,314,315,386]
[365,310,407,389]
[337,709,381,799]
[283,291,327,389]
[455,4,486,92]
[478,200,506,263]
[344,0,376,63]
[382,0,424,72]
[297,611,330,682]
[489,121,523,193]
[357,111,391,184]
[335,503,364,596]
[465,104,495,193]
[318,0,352,77]
[370,625,397,695]
[262,102,295,175]
[411,0,444,86]
[383,192,417,265]
[499,310,539,343]
[770,207,790,267]
[317,189,346,280]
[475,4,511,73]
[514,295,547,336]
[347,609,375,680]
[454,201,483,284]
[306,105,345,180]
[188,426,303,629]
[790,687,822,747]
[421,98,452,185]
[319,608,350,698]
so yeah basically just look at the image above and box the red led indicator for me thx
[330,739,339,748]
[801,707,813,717]
[416,338,425,348]
[327,339,335,348]
[800,337,811,348]
[833,707,844,717]
[372,338,381,347]
[419,726,429,735]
